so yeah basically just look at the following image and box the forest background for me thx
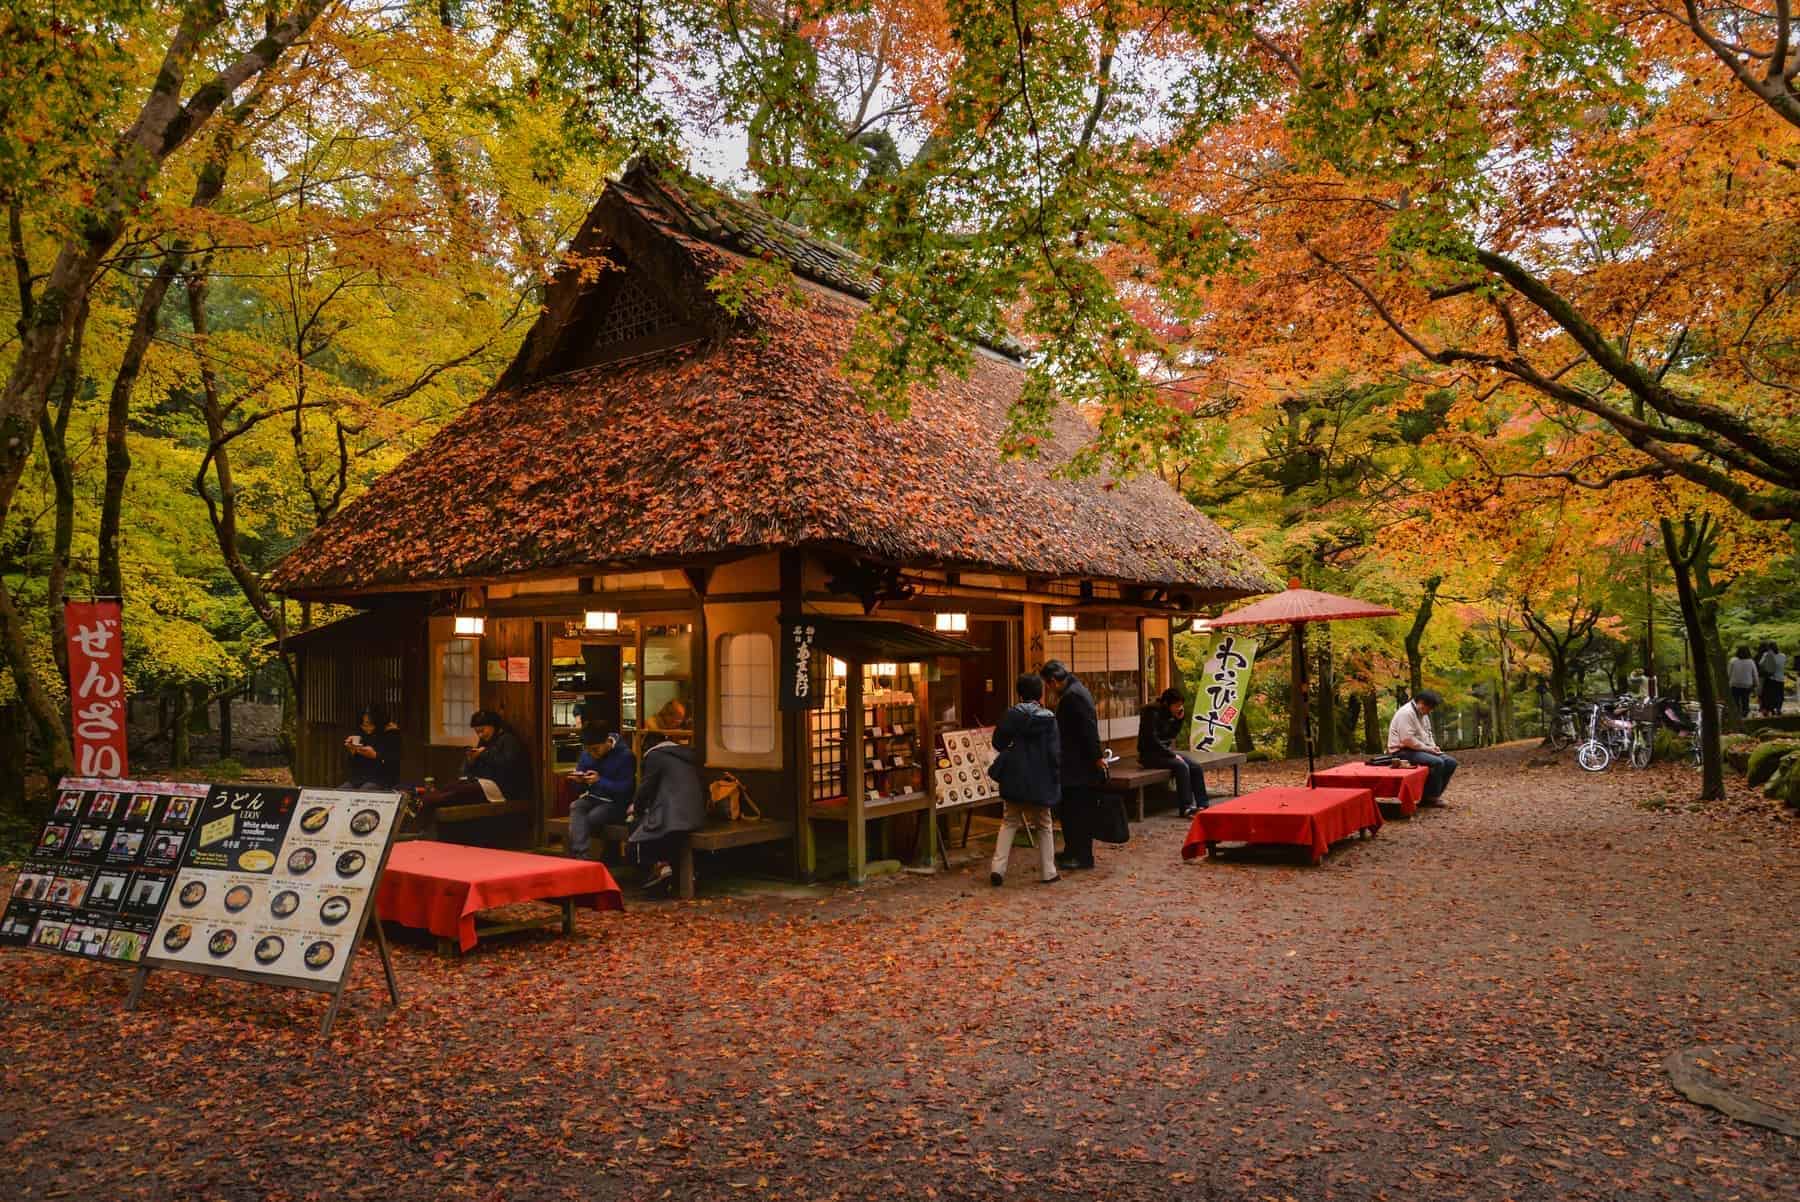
[1,0,1795,812]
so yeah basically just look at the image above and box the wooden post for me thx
[782,552,816,881]
[917,664,938,869]
[846,661,866,885]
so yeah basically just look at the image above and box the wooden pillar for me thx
[846,661,867,885]
[917,665,938,869]
[782,552,816,881]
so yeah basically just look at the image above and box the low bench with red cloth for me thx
[1306,761,1430,817]
[1180,785,1382,865]
[377,840,623,952]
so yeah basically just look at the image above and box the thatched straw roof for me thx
[270,165,1270,602]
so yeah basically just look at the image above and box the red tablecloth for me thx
[1306,762,1430,817]
[1180,786,1381,864]
[377,841,622,952]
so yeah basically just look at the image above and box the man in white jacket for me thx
[1387,689,1457,804]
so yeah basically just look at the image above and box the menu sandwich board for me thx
[934,727,1000,810]
[0,778,208,966]
[136,785,404,1032]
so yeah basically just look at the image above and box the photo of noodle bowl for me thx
[162,923,192,951]
[299,806,331,833]
[207,929,236,957]
[223,884,253,912]
[304,940,335,971]
[254,935,284,964]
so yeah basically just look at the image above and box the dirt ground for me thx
[0,743,1794,1201]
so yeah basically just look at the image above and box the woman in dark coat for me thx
[629,734,707,894]
[341,706,403,790]
[415,710,532,809]
[988,674,1062,886]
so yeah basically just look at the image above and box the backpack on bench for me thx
[707,772,761,822]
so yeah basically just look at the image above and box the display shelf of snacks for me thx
[807,663,923,809]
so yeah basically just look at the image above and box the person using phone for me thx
[567,728,636,859]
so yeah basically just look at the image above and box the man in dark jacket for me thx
[629,735,707,894]
[1040,660,1105,871]
[988,674,1062,887]
[567,729,636,859]
[1138,688,1209,818]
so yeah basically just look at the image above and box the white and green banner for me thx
[1190,632,1258,753]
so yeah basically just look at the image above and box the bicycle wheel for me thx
[1630,731,1652,769]
[1576,740,1612,772]
[1548,720,1572,751]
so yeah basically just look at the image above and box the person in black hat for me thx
[415,710,532,809]
[1138,688,1210,817]
[1039,660,1105,871]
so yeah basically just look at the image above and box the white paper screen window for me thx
[437,636,477,740]
[719,632,776,754]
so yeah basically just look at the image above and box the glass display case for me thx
[808,660,922,806]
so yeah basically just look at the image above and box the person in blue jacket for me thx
[988,674,1062,887]
[567,728,636,859]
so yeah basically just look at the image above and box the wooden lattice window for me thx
[592,273,675,351]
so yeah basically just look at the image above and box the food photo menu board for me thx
[145,786,403,988]
[934,727,1000,810]
[0,778,208,965]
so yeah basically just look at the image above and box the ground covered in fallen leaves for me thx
[1,743,1795,1200]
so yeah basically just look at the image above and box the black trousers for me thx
[1059,785,1099,865]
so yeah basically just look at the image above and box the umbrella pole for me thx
[1299,621,1316,777]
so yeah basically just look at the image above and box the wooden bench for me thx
[1101,751,1249,822]
[677,818,796,899]
[544,816,630,860]
[1189,751,1248,797]
[1102,765,1174,822]
[406,797,533,842]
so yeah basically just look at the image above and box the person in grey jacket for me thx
[1040,660,1105,871]
[989,674,1062,887]
[629,735,706,894]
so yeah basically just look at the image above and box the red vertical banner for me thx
[65,600,127,778]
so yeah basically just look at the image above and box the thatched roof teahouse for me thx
[271,162,1270,884]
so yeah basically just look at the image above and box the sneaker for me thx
[1039,874,1061,885]
[640,863,674,894]
[989,871,1004,888]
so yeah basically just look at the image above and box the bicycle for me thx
[1575,702,1612,772]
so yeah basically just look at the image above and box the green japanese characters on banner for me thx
[1190,634,1258,753]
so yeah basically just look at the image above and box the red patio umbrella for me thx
[1209,582,1400,775]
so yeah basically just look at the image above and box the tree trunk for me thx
[1286,623,1307,759]
[219,694,233,760]
[1661,516,1723,801]
[0,703,26,812]
[41,297,87,695]
[1404,576,1442,697]
[1316,631,1337,757]
[170,688,191,770]
[1363,688,1380,753]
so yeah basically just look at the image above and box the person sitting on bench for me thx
[415,710,532,810]
[1387,689,1457,804]
[567,728,635,859]
[1138,688,1210,818]
[628,734,706,895]
[341,705,402,790]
